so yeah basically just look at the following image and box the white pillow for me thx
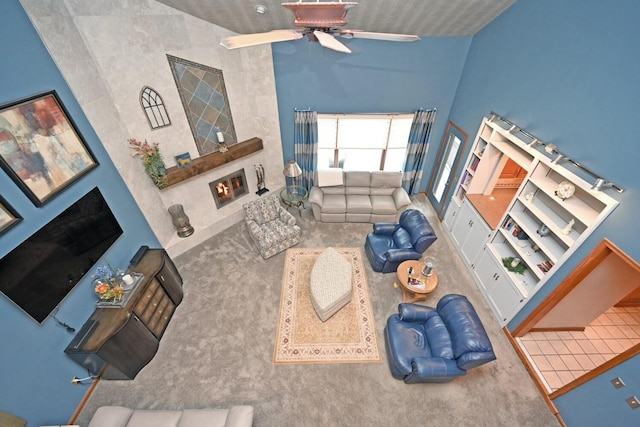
[317,168,344,187]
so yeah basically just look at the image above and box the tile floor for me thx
[517,306,640,393]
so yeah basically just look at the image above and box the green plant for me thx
[128,138,168,189]
[502,257,527,275]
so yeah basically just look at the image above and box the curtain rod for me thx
[313,109,436,115]
[317,112,414,115]
[295,107,437,115]
[489,112,623,194]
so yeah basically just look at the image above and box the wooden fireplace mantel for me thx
[164,137,263,188]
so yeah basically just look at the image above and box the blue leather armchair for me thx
[384,294,496,383]
[364,209,437,273]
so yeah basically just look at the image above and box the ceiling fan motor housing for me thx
[282,2,357,28]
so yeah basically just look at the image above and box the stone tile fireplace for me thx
[209,169,248,208]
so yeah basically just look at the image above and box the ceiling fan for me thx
[220,1,420,54]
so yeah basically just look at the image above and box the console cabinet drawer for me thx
[148,293,175,338]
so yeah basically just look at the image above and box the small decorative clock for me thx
[555,181,575,200]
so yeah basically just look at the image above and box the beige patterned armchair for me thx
[242,194,301,259]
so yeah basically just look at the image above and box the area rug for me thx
[273,247,382,364]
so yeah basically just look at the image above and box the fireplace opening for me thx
[209,169,248,208]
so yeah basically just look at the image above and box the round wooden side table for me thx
[396,260,439,303]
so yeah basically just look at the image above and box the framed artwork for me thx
[0,195,21,234]
[0,91,98,206]
[175,152,192,168]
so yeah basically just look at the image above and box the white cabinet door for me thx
[473,248,525,324]
[451,200,491,265]
[463,218,491,266]
[442,199,461,231]
[450,200,476,247]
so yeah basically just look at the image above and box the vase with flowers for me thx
[128,138,169,189]
[93,264,125,303]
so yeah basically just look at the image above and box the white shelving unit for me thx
[448,116,619,324]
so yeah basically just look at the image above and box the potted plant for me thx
[128,138,168,188]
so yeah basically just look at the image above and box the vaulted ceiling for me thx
[156,0,516,37]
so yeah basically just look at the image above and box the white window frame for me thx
[317,113,413,171]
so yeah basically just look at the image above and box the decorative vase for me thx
[168,204,195,238]
[144,153,168,188]
[537,224,550,237]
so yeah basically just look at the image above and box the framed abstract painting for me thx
[0,195,21,234]
[0,90,98,206]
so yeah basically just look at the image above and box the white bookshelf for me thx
[449,116,619,324]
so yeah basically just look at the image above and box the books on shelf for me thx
[461,171,473,187]
[502,217,515,231]
[537,261,554,274]
[470,156,480,171]
[502,217,528,240]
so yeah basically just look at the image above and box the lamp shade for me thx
[283,160,302,178]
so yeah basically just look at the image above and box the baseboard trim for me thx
[530,327,585,332]
[502,326,566,425]
[68,376,100,425]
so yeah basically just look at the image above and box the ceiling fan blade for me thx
[220,29,302,49]
[313,30,351,53]
[339,30,420,42]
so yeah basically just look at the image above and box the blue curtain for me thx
[402,109,437,194]
[293,110,318,191]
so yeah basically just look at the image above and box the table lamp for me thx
[282,160,302,194]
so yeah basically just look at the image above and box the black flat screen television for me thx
[0,187,123,323]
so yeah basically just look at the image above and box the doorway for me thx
[510,239,640,398]
[427,120,468,219]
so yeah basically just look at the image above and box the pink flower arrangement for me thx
[128,138,158,158]
[127,138,168,188]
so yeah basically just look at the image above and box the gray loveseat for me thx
[309,169,411,223]
[87,405,253,427]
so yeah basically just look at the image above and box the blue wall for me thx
[272,36,472,185]
[448,0,640,425]
[0,2,160,425]
[5,0,640,424]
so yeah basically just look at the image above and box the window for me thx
[140,86,171,129]
[317,113,413,171]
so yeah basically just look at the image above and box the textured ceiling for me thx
[156,0,516,37]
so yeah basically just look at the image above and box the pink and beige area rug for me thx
[273,247,381,364]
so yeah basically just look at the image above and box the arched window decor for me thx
[140,86,171,129]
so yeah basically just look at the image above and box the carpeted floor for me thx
[76,194,560,427]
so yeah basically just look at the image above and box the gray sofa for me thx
[309,170,411,223]
[87,405,253,427]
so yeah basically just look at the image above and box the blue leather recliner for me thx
[384,294,496,383]
[364,209,437,273]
